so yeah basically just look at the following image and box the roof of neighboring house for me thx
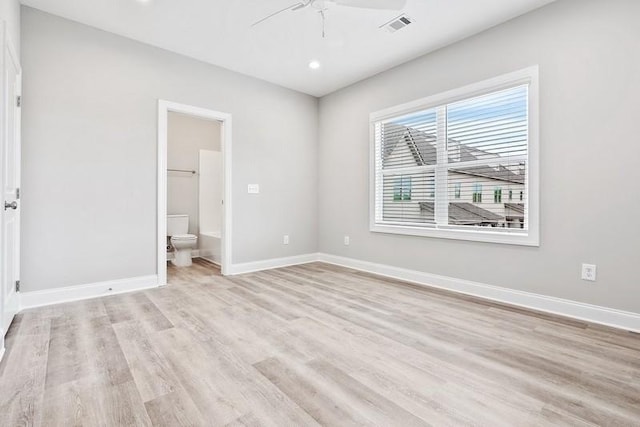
[383,124,525,184]
[419,202,503,225]
[383,124,437,165]
[454,164,525,185]
[504,203,525,217]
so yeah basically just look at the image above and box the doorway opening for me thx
[157,101,232,285]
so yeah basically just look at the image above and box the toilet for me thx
[167,214,198,267]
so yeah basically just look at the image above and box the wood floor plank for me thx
[305,358,430,426]
[103,292,174,332]
[153,326,318,426]
[223,412,263,427]
[254,357,367,426]
[0,311,51,427]
[112,319,179,402]
[144,389,206,426]
[150,327,245,425]
[42,378,152,427]
[45,314,133,390]
[285,316,547,425]
[1,260,639,426]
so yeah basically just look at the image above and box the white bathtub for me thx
[199,230,221,265]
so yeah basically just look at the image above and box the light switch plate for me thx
[248,184,260,194]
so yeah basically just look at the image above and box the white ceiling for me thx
[20,0,556,97]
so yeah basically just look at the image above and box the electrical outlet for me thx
[344,235,350,246]
[283,235,289,245]
[581,263,597,281]
[247,184,260,194]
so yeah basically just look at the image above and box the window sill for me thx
[370,223,539,247]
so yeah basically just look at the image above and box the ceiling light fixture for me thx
[309,60,321,70]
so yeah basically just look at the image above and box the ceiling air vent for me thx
[381,14,413,33]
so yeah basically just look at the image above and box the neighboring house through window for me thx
[393,176,412,201]
[370,67,539,246]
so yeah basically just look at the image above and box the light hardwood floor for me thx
[1,259,639,426]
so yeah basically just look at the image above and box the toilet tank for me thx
[167,214,189,236]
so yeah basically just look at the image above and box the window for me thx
[393,176,412,201]
[472,184,482,203]
[370,67,539,246]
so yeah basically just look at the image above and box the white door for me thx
[1,24,21,337]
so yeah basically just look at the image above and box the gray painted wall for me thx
[318,0,640,313]
[0,0,20,55]
[20,7,318,292]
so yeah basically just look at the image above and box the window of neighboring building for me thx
[393,176,412,201]
[370,67,539,246]
[472,184,482,203]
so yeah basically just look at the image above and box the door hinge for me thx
[16,95,21,108]
[15,280,20,292]
[16,188,20,199]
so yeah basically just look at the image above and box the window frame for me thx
[369,66,539,246]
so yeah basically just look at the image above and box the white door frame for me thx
[157,100,232,284]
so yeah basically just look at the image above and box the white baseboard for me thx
[19,275,159,310]
[227,253,318,275]
[0,346,5,364]
[317,253,640,333]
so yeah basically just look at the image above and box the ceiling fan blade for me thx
[333,0,407,10]
[251,2,307,27]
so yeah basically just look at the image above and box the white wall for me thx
[318,0,640,313]
[199,150,222,236]
[20,8,318,292]
[0,0,19,55]
[167,112,220,237]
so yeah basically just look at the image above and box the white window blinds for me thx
[371,68,538,245]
